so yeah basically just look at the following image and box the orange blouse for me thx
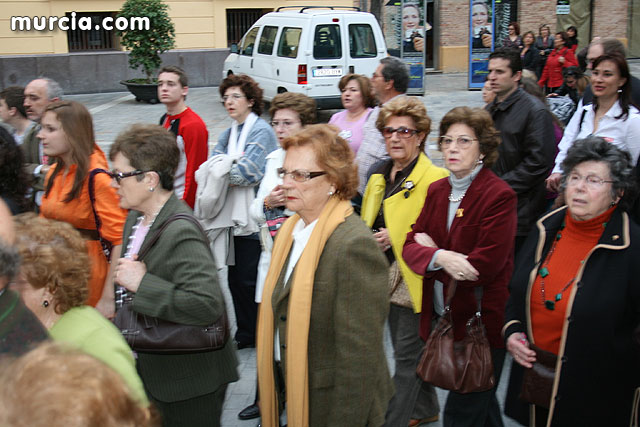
[41,148,127,307]
[531,206,614,354]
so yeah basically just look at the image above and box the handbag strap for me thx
[137,213,208,261]
[443,279,483,314]
[88,168,113,260]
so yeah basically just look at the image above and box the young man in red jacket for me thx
[158,66,208,209]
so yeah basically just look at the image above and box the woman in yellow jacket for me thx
[361,97,448,427]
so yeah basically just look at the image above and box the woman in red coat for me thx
[403,107,517,426]
[538,32,578,94]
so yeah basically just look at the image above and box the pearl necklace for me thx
[448,189,467,203]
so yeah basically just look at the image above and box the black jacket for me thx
[487,88,556,236]
[522,46,540,77]
[503,207,640,426]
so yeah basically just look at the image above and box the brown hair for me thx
[109,124,180,191]
[158,65,188,87]
[43,101,96,202]
[13,214,90,314]
[0,342,157,427]
[0,86,27,118]
[439,106,501,168]
[269,92,317,125]
[376,97,431,151]
[281,124,358,200]
[509,22,520,35]
[219,74,264,115]
[338,74,376,108]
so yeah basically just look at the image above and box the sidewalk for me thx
[66,62,640,427]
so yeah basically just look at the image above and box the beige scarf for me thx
[256,197,353,427]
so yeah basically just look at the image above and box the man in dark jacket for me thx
[486,48,556,253]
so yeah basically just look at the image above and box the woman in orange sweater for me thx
[39,101,126,316]
[503,136,640,426]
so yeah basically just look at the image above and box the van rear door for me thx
[343,14,387,77]
[305,19,348,106]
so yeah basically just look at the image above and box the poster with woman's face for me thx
[469,0,495,88]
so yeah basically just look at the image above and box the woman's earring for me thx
[149,187,155,192]
[618,88,623,93]
[328,190,334,196]
[42,300,49,308]
[477,157,484,165]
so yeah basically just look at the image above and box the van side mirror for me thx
[230,43,238,54]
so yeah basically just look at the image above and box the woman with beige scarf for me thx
[256,125,393,427]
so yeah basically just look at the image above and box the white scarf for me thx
[227,112,258,156]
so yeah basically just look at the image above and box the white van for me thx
[222,7,387,109]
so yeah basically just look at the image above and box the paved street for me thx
[64,61,640,427]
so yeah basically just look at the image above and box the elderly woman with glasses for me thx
[256,124,392,427]
[403,106,517,426]
[361,96,447,427]
[109,124,238,427]
[503,137,640,426]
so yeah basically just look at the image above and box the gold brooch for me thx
[456,208,464,218]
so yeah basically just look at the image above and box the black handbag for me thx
[114,213,229,354]
[519,344,558,408]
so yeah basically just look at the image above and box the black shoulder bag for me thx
[114,213,229,354]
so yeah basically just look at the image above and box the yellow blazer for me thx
[361,153,448,312]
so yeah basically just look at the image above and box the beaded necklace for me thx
[537,222,576,311]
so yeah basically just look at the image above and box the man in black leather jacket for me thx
[486,48,556,254]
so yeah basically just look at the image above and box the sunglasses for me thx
[108,170,148,184]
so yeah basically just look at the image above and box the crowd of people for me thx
[0,31,639,427]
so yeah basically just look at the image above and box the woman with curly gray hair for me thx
[503,136,640,426]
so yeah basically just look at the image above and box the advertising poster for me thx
[494,0,518,48]
[468,0,495,89]
[384,0,428,94]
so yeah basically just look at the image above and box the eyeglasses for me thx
[271,120,301,128]
[439,136,478,149]
[221,94,246,102]
[566,173,613,188]
[277,167,327,182]
[381,126,419,139]
[372,73,383,79]
[108,170,147,184]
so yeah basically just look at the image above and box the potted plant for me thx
[117,0,175,103]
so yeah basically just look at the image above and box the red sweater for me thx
[538,47,578,88]
[531,206,615,354]
[161,107,209,208]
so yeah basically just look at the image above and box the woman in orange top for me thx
[39,101,126,316]
[503,137,640,426]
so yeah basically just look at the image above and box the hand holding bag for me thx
[114,213,229,354]
[416,280,495,393]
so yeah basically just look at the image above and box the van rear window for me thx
[277,27,302,58]
[240,27,259,56]
[258,26,278,55]
[313,24,342,59]
[349,24,377,58]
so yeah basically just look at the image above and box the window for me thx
[277,27,302,58]
[240,27,259,56]
[349,24,377,58]
[258,26,278,55]
[313,24,342,59]
[66,12,118,52]
[226,9,267,46]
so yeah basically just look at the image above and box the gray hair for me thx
[41,78,63,101]
[560,136,636,210]
[380,57,409,94]
[0,239,20,285]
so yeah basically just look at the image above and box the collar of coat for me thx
[490,87,524,112]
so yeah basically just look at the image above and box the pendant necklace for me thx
[537,222,579,311]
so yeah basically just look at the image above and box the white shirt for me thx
[553,101,640,174]
[274,217,318,361]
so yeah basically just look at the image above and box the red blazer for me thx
[403,168,517,347]
[538,47,578,88]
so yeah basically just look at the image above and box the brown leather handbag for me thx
[417,280,495,393]
[114,213,229,354]
[519,344,558,408]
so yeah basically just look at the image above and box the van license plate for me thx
[313,68,343,77]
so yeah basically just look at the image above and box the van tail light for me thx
[298,64,308,84]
